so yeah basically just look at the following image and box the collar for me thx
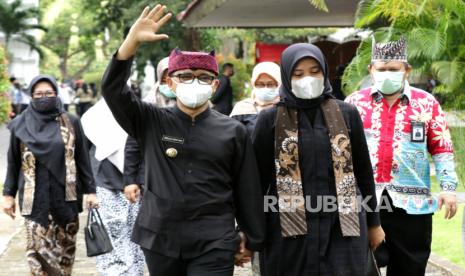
[370,80,411,105]
[173,104,211,123]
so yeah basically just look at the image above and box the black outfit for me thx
[330,78,346,101]
[374,191,432,276]
[231,113,258,137]
[252,43,379,276]
[143,248,235,276]
[101,55,265,271]
[3,75,95,227]
[77,102,92,117]
[90,146,124,191]
[211,75,233,115]
[123,136,145,186]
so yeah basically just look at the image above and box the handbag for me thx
[85,208,114,257]
[367,248,382,276]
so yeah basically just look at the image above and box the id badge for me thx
[411,121,425,142]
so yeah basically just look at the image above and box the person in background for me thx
[131,80,142,99]
[230,62,281,136]
[58,81,73,111]
[346,37,459,276]
[230,61,281,276]
[82,99,145,276]
[331,64,347,101]
[75,80,94,116]
[9,77,30,116]
[89,82,98,98]
[251,43,383,276]
[211,62,234,115]
[142,56,176,107]
[2,75,98,276]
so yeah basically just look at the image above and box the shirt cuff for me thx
[2,188,17,197]
[366,211,381,228]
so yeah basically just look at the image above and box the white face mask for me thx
[253,87,279,102]
[174,82,213,109]
[291,76,325,99]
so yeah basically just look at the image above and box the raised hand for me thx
[117,4,172,60]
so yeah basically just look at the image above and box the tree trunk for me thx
[183,28,201,51]
[59,57,68,82]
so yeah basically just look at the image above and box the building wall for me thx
[0,0,40,85]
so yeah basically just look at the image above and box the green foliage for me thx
[0,0,47,57]
[432,203,465,267]
[450,127,465,188]
[83,0,194,79]
[218,56,252,103]
[40,0,104,80]
[0,45,11,124]
[344,0,465,106]
[308,0,329,12]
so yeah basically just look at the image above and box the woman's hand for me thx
[2,196,16,219]
[117,4,172,60]
[86,193,100,209]
[124,184,141,203]
[234,231,253,267]
[368,225,385,250]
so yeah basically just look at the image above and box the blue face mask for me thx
[372,71,405,95]
[159,84,176,99]
[254,87,279,102]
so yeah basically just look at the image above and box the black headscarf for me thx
[278,43,333,109]
[8,75,67,185]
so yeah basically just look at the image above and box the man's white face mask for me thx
[173,81,213,109]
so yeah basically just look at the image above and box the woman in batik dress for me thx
[2,75,98,276]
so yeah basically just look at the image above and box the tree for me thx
[40,0,105,81]
[0,0,46,57]
[342,0,465,109]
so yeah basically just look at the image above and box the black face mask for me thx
[31,97,59,113]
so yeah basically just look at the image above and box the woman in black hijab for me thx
[251,43,384,275]
[2,75,98,276]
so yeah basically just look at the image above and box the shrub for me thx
[0,44,11,124]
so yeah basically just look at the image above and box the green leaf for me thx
[342,39,372,94]
[408,28,446,59]
[431,59,465,91]
[308,0,329,12]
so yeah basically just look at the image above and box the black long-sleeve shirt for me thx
[101,55,265,258]
[123,136,145,186]
[3,114,95,226]
[89,146,125,191]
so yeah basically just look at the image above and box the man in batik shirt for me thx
[346,37,458,276]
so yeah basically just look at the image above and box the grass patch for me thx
[432,204,465,267]
[430,127,465,193]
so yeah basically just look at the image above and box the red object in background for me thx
[255,42,290,64]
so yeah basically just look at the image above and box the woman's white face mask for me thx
[291,76,325,99]
[173,81,213,109]
[253,87,279,102]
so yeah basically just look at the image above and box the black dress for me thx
[252,101,379,276]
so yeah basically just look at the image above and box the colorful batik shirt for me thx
[346,82,458,214]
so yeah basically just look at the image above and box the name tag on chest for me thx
[162,135,185,144]
[411,121,425,143]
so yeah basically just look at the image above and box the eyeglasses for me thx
[255,82,278,89]
[172,73,215,85]
[32,90,56,98]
